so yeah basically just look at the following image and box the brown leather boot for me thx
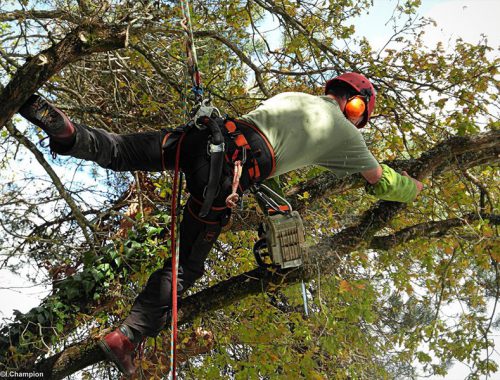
[18,95,75,142]
[98,325,137,376]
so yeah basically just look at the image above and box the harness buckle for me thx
[207,142,225,155]
[241,147,247,164]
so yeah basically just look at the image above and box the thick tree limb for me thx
[411,132,499,180]
[0,23,129,130]
[0,10,76,23]
[22,130,499,377]
[33,339,103,379]
[289,140,499,211]
[370,213,500,251]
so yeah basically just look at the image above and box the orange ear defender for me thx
[344,95,366,120]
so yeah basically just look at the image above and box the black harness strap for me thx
[198,116,225,217]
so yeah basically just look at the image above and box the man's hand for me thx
[402,171,423,197]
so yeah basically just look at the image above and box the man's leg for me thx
[18,95,166,172]
[100,197,227,374]
[98,120,274,374]
[123,197,227,337]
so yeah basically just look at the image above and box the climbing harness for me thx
[252,183,307,269]
[198,116,226,217]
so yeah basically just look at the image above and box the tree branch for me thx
[0,10,77,23]
[253,0,347,70]
[195,30,271,98]
[287,137,500,212]
[4,121,94,245]
[162,28,272,98]
[370,213,500,251]
[0,23,129,130]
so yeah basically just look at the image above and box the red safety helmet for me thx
[325,72,376,128]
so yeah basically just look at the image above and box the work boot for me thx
[18,95,75,143]
[98,325,137,376]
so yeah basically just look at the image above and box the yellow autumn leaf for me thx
[339,279,351,293]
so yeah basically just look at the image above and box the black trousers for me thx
[53,120,274,337]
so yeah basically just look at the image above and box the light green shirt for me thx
[241,92,379,178]
[242,92,418,203]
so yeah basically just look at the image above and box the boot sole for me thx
[19,96,73,136]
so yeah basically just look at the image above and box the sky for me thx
[0,136,112,319]
[1,0,499,378]
[356,0,500,50]
[356,2,500,379]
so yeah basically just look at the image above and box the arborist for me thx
[17,72,423,375]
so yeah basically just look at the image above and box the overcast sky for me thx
[357,0,500,49]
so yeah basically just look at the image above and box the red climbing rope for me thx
[169,0,204,377]
[169,132,186,380]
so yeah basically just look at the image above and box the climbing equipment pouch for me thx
[257,210,306,268]
[252,184,307,269]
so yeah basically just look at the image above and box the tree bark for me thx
[370,213,500,250]
[0,23,129,130]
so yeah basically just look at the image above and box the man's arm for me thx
[361,165,383,185]
[361,164,423,203]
